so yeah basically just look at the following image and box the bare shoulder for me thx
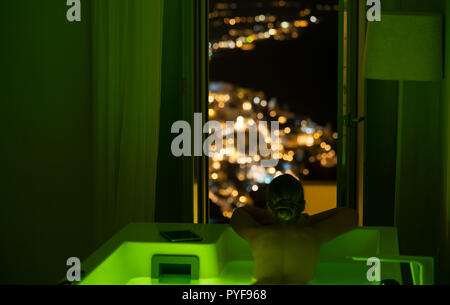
[307,208,358,244]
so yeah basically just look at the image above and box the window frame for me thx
[196,0,362,224]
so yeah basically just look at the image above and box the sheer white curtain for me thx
[92,0,164,245]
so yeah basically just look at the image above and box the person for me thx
[230,174,358,285]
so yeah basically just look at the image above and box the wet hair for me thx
[267,174,305,222]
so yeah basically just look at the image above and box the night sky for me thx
[210,0,338,128]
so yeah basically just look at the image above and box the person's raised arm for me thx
[308,207,358,244]
[230,207,265,240]
[305,207,349,225]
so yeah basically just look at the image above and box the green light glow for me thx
[78,224,409,285]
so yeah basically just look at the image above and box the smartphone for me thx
[160,230,203,242]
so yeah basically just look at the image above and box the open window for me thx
[156,0,362,225]
[205,0,361,224]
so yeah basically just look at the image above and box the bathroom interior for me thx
[1,0,450,285]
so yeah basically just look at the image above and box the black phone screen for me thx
[160,230,203,242]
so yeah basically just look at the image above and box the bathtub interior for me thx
[78,224,402,285]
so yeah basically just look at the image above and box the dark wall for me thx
[0,0,93,284]
[439,0,450,285]
[363,80,398,226]
[395,81,443,258]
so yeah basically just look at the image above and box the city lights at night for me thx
[208,0,339,221]
[209,1,339,56]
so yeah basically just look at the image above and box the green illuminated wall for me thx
[0,0,94,284]
[364,0,449,284]
[392,0,448,285]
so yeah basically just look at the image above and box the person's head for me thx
[267,174,305,222]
